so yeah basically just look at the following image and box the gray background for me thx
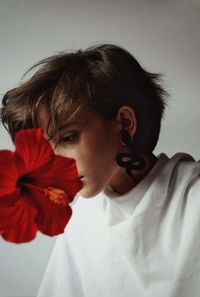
[0,0,199,296]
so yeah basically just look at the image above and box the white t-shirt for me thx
[37,153,200,297]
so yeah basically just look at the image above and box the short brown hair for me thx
[0,43,168,152]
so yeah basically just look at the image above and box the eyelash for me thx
[59,132,79,145]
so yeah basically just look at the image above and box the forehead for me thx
[37,108,86,131]
[37,107,112,134]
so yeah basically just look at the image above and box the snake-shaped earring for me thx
[116,130,146,180]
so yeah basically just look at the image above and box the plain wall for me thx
[0,0,200,296]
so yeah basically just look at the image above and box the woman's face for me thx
[39,110,122,198]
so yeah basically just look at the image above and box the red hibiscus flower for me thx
[0,128,83,243]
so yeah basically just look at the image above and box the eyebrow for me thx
[59,122,79,130]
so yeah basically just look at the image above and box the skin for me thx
[38,106,158,198]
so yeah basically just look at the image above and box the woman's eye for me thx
[60,133,78,144]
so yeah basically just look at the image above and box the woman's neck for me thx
[109,153,158,196]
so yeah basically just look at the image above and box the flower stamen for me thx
[44,187,68,206]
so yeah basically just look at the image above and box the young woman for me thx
[1,44,200,297]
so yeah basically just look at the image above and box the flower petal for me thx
[0,191,38,243]
[26,186,72,236]
[0,151,18,195]
[14,128,55,173]
[26,155,83,202]
[14,128,82,202]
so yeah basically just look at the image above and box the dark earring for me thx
[116,130,146,180]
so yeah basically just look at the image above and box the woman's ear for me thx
[117,105,137,137]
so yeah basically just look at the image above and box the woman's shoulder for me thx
[148,152,200,210]
[156,152,199,185]
[167,152,200,190]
